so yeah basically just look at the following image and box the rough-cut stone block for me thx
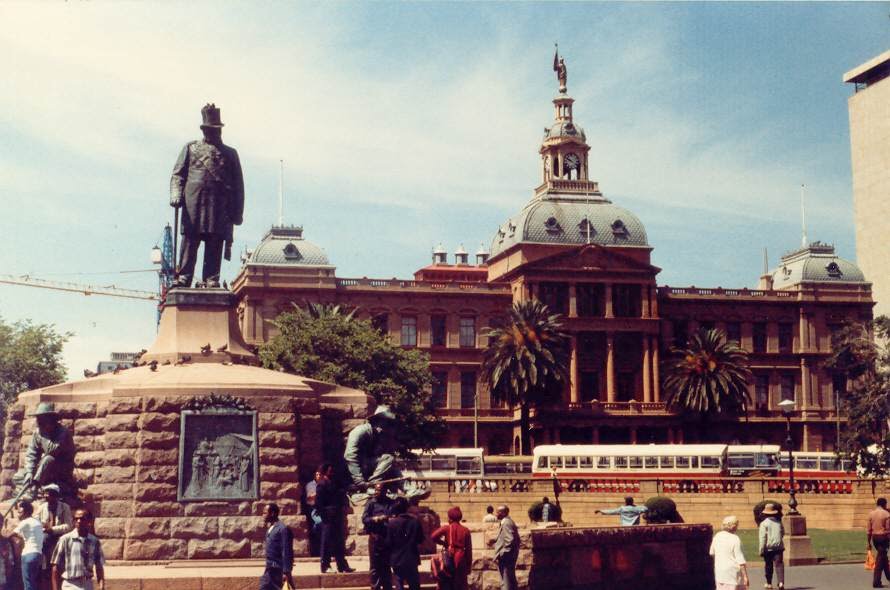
[251,540,264,558]
[138,430,179,450]
[105,431,138,449]
[124,538,187,561]
[142,579,200,590]
[135,483,178,502]
[78,450,106,469]
[138,412,179,431]
[183,501,252,517]
[4,420,21,437]
[170,516,218,540]
[261,481,299,501]
[258,465,295,483]
[56,402,97,419]
[136,465,178,484]
[293,538,309,557]
[252,499,299,516]
[143,396,189,413]
[106,397,142,414]
[218,516,264,541]
[258,448,295,466]
[136,448,178,466]
[94,465,135,484]
[188,537,251,559]
[74,418,105,436]
[1,454,19,469]
[75,436,104,453]
[127,518,171,539]
[88,483,135,500]
[94,500,133,518]
[94,517,127,539]
[104,449,136,467]
[258,431,297,448]
[73,468,94,486]
[258,413,294,432]
[8,405,24,420]
[133,501,183,517]
[106,414,138,432]
[101,538,124,561]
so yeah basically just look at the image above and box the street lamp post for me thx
[779,398,800,515]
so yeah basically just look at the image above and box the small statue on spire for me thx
[553,44,567,93]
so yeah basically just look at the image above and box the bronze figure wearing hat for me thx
[169,103,245,288]
[12,402,76,498]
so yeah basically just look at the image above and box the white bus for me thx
[531,444,729,479]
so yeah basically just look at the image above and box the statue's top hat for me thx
[30,402,59,417]
[200,103,224,128]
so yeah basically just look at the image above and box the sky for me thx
[0,2,887,380]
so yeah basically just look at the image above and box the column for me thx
[604,283,614,318]
[568,283,578,318]
[642,335,652,403]
[652,337,661,403]
[570,334,579,404]
[642,285,651,318]
[447,367,459,410]
[801,358,811,410]
[606,333,616,403]
[799,309,809,353]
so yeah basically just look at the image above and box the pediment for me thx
[525,244,659,274]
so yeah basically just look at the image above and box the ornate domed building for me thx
[232,63,873,453]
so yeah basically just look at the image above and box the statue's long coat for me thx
[170,140,244,238]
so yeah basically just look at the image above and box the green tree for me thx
[0,317,71,411]
[480,300,570,455]
[662,328,752,440]
[823,316,890,476]
[259,303,444,453]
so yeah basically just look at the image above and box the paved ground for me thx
[747,563,875,590]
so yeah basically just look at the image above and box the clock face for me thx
[565,153,580,170]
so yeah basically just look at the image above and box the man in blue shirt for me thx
[261,503,294,590]
[595,496,648,526]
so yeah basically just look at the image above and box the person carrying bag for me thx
[431,507,472,590]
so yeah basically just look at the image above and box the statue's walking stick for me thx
[173,206,180,280]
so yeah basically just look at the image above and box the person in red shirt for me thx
[868,497,890,588]
[430,507,472,590]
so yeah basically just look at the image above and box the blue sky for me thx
[0,2,887,379]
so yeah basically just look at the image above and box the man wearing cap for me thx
[13,403,76,498]
[169,103,244,288]
[344,405,400,490]
[38,484,73,590]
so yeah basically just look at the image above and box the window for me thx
[700,456,721,469]
[539,282,569,315]
[400,316,417,346]
[460,371,477,408]
[580,456,594,469]
[431,456,456,471]
[456,457,482,475]
[660,457,675,469]
[753,322,767,353]
[644,456,658,469]
[673,321,689,348]
[781,374,795,402]
[564,456,578,469]
[537,456,548,469]
[459,317,476,348]
[629,456,643,469]
[674,456,690,469]
[819,457,840,471]
[614,456,628,469]
[617,372,635,402]
[778,323,793,353]
[755,374,770,408]
[577,283,603,317]
[796,457,818,470]
[371,313,389,334]
[612,284,642,318]
[580,371,599,402]
[547,456,563,469]
[431,372,448,408]
[431,314,447,347]
[725,322,741,345]
[597,456,611,469]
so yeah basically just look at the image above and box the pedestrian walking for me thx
[430,506,472,590]
[49,509,105,590]
[709,515,749,590]
[303,467,324,557]
[363,483,394,590]
[595,496,648,526]
[315,464,354,574]
[12,499,45,590]
[260,504,294,590]
[868,497,890,588]
[482,506,498,525]
[493,505,519,590]
[38,484,73,590]
[758,503,784,590]
[386,498,424,590]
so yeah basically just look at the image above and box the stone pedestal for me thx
[782,514,819,566]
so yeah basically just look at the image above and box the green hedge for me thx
[528,500,563,523]
[752,499,784,525]
[643,496,682,524]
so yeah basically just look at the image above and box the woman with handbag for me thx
[431,506,472,590]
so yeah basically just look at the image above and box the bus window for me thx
[615,456,628,469]
[726,454,755,469]
[537,456,548,469]
[644,456,658,469]
[796,457,818,470]
[674,456,690,469]
[548,457,563,469]
[580,456,593,469]
[755,453,778,468]
[629,456,643,469]
[564,456,578,469]
[688,457,700,469]
[841,460,854,472]
[660,457,676,469]
[779,456,790,469]
[597,456,611,469]
[456,457,482,475]
[819,457,839,471]
[700,456,720,469]
[431,456,456,471]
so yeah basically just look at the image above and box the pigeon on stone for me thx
[149,360,158,372]
[200,343,212,355]
[83,369,97,378]
[216,343,228,352]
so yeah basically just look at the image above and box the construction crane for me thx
[151,224,176,322]
[0,275,158,300]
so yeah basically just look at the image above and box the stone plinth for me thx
[143,288,255,365]
[783,514,818,566]
[471,524,714,590]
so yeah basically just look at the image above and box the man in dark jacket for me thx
[362,483,394,590]
[315,464,354,574]
[261,503,293,590]
[169,103,244,288]
[385,498,424,590]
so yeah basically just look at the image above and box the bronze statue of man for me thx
[12,402,76,499]
[170,103,244,288]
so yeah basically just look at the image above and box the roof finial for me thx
[762,247,769,275]
[800,183,807,248]
[278,159,284,226]
[553,43,567,93]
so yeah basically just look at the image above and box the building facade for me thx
[845,50,890,319]
[232,69,872,455]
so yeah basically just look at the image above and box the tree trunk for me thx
[520,402,531,455]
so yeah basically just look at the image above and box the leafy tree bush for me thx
[643,496,681,524]
[259,303,445,453]
[527,500,562,523]
[752,499,784,525]
[0,317,70,410]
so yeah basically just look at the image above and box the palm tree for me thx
[301,301,358,321]
[663,328,752,441]
[481,300,570,454]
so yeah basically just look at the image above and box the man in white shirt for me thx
[709,515,749,590]
[12,499,45,590]
[38,484,74,590]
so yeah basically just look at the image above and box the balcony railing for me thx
[335,277,509,292]
[658,286,794,298]
[566,401,674,415]
[436,408,513,418]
